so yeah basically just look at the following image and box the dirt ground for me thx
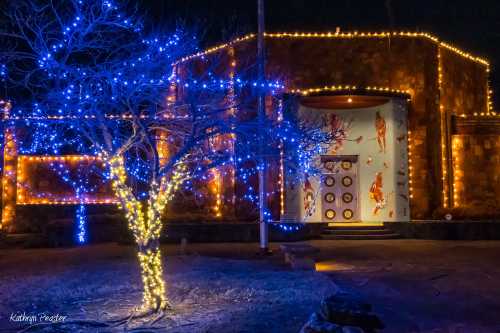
[1,240,500,332]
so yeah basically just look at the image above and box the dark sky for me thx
[141,0,499,96]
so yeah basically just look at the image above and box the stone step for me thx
[326,225,387,231]
[323,228,393,235]
[321,233,401,240]
[327,222,383,227]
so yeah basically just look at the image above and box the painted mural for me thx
[294,98,410,223]
[302,173,316,218]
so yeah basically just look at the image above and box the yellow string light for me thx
[407,130,414,200]
[437,49,450,208]
[228,47,237,209]
[210,168,222,218]
[277,98,285,217]
[451,136,463,207]
[486,69,494,116]
[177,31,489,66]
[107,154,187,310]
[178,30,495,121]
[290,85,411,96]
[1,100,15,231]
[15,155,117,205]
[176,34,255,64]
[2,128,16,230]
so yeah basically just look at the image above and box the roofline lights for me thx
[290,85,412,97]
[177,31,489,66]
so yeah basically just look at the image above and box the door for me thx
[321,156,359,223]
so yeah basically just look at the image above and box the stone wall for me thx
[3,34,494,235]
[234,36,443,218]
[9,35,488,230]
[194,34,492,219]
[451,133,500,213]
[441,48,489,117]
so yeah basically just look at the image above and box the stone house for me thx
[2,31,499,234]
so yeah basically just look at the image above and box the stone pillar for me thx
[1,101,16,232]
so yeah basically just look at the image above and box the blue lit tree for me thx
[1,0,335,315]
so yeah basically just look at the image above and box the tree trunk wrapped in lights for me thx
[137,245,166,310]
[109,155,186,311]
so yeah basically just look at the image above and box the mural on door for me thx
[320,156,360,222]
[297,98,410,222]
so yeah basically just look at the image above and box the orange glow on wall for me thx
[16,155,116,205]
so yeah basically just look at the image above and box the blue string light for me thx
[76,203,87,243]
[1,0,334,235]
[273,223,303,232]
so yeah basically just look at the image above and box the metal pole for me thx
[257,0,269,253]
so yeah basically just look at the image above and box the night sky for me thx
[140,0,500,100]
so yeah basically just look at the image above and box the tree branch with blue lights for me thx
[0,0,337,322]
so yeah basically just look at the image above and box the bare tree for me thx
[1,0,335,317]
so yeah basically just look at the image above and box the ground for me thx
[1,240,500,332]
[311,240,500,333]
[0,243,335,332]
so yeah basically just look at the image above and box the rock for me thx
[319,293,384,332]
[320,292,372,318]
[301,293,384,333]
[300,312,344,333]
[290,255,316,270]
[281,243,319,270]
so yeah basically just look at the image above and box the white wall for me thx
[286,98,410,223]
